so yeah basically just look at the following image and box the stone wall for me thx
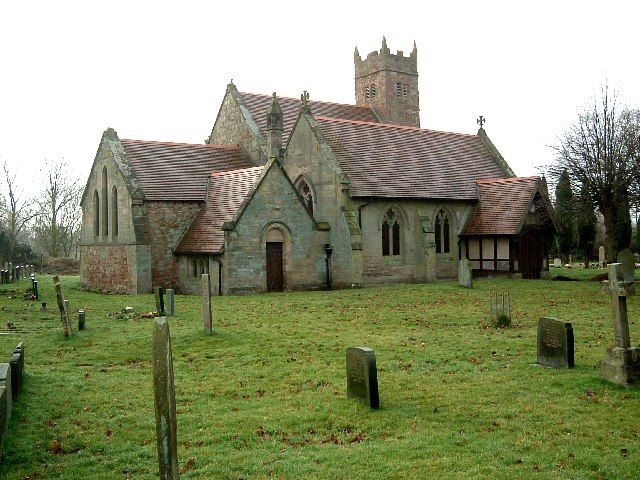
[146,201,202,291]
[207,87,265,164]
[283,116,361,288]
[222,161,328,294]
[81,244,151,293]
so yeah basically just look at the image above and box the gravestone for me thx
[346,347,379,409]
[9,342,24,398]
[78,309,86,330]
[598,263,640,386]
[599,245,606,267]
[489,291,511,327]
[152,317,180,480]
[202,274,212,334]
[0,364,12,421]
[166,289,175,317]
[154,287,165,315]
[537,317,574,368]
[617,248,635,283]
[0,386,6,449]
[553,258,562,268]
[53,275,71,338]
[458,258,472,288]
[32,278,39,300]
[40,302,47,312]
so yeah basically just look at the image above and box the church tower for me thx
[354,37,420,128]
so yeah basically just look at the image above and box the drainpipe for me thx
[218,261,223,295]
[358,199,375,229]
[324,244,333,290]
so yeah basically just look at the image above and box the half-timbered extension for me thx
[460,177,558,279]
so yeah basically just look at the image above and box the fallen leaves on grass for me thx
[180,458,195,474]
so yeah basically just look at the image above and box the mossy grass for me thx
[0,274,638,479]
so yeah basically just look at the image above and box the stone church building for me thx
[79,39,557,295]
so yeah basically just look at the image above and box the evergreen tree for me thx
[554,169,575,262]
[575,184,597,260]
[615,193,632,251]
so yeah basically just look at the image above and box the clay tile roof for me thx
[462,177,541,236]
[175,166,263,254]
[121,140,254,201]
[315,116,508,199]
[239,92,380,143]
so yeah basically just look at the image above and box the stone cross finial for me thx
[477,115,486,128]
[301,90,310,112]
[605,263,634,348]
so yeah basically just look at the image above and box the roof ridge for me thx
[210,166,263,177]
[121,139,241,150]
[314,115,479,137]
[477,176,539,184]
[239,91,374,111]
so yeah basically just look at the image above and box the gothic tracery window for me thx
[382,209,401,256]
[296,178,314,214]
[435,209,450,254]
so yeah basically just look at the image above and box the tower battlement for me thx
[354,38,420,128]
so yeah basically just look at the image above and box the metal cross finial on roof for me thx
[477,115,486,128]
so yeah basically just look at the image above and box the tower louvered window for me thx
[395,82,408,98]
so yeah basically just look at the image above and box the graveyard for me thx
[0,272,639,479]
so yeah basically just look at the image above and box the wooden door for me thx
[519,230,542,279]
[266,242,284,292]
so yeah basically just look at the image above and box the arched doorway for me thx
[266,229,284,292]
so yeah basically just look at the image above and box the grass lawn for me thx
[0,271,638,479]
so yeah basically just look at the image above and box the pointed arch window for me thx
[111,186,119,237]
[93,190,100,236]
[295,178,314,215]
[435,209,451,253]
[101,166,108,237]
[382,209,401,256]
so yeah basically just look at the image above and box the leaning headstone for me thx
[154,287,165,316]
[0,364,12,422]
[599,245,606,267]
[202,274,212,334]
[458,258,472,288]
[553,258,562,268]
[489,291,511,327]
[617,248,635,283]
[165,289,175,317]
[53,275,71,338]
[599,263,640,386]
[9,342,24,398]
[346,347,379,409]
[537,317,574,368]
[152,317,180,480]
[78,309,86,330]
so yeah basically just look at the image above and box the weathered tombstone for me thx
[599,263,640,386]
[0,364,12,422]
[599,245,606,267]
[617,248,635,283]
[9,263,14,282]
[166,289,175,317]
[458,258,472,288]
[346,347,379,409]
[553,258,562,268]
[40,302,47,312]
[78,309,86,331]
[537,317,574,368]
[151,317,180,480]
[0,386,7,449]
[31,276,39,300]
[154,287,165,315]
[9,342,24,398]
[53,275,71,338]
[202,274,212,334]
[489,291,511,327]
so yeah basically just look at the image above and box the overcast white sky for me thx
[1,0,639,193]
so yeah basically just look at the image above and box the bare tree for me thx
[33,160,82,258]
[550,86,640,261]
[0,162,37,263]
